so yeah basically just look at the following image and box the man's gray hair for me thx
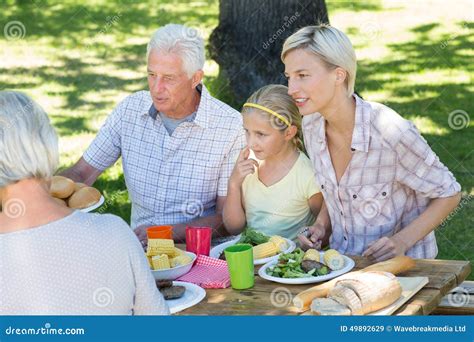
[0,91,58,187]
[147,24,205,78]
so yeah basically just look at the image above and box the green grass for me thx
[1,0,472,278]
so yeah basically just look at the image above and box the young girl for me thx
[223,84,323,241]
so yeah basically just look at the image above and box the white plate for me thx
[151,252,196,280]
[166,281,206,314]
[209,235,296,265]
[258,251,355,284]
[79,195,105,213]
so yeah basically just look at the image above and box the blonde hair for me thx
[0,91,58,187]
[242,84,304,152]
[281,24,357,96]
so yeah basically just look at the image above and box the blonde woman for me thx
[223,84,323,241]
[0,91,169,315]
[282,24,461,260]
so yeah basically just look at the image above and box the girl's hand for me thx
[298,224,326,251]
[229,147,259,188]
[362,235,408,261]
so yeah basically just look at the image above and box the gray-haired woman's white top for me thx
[0,210,169,315]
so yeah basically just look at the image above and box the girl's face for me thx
[243,112,293,160]
[284,49,340,116]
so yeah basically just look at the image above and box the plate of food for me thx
[50,176,104,212]
[258,248,355,285]
[156,280,206,314]
[209,228,296,265]
[146,238,196,280]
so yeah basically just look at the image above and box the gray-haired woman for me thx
[0,91,169,315]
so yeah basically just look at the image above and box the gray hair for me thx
[0,91,58,187]
[282,24,357,96]
[147,24,205,78]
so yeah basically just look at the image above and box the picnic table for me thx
[174,244,471,315]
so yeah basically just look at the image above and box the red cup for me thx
[146,225,173,239]
[185,226,212,256]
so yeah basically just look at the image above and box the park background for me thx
[1,0,472,279]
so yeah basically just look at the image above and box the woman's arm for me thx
[298,199,332,250]
[363,193,461,261]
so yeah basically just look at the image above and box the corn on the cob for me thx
[253,241,278,259]
[147,238,175,256]
[169,247,185,257]
[269,235,288,252]
[324,249,345,270]
[303,248,320,262]
[170,254,193,268]
[152,254,171,270]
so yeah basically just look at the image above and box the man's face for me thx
[147,50,196,116]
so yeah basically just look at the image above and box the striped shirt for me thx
[302,95,461,259]
[84,84,245,228]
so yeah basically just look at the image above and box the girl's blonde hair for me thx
[242,84,304,152]
[281,24,357,97]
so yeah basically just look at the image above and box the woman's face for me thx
[284,49,338,116]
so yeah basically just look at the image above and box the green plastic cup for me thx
[224,244,254,290]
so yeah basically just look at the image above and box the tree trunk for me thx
[209,0,329,105]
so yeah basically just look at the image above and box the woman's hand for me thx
[362,235,408,261]
[229,147,259,188]
[297,224,326,251]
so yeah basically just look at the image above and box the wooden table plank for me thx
[173,246,471,316]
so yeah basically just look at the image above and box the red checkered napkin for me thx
[177,254,230,288]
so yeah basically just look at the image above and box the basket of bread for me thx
[50,176,103,211]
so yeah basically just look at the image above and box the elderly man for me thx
[62,24,245,244]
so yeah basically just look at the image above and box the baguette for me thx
[293,255,415,311]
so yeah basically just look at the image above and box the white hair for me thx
[147,24,205,78]
[0,91,58,187]
[282,24,357,96]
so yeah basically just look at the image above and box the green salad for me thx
[237,227,270,246]
[266,248,330,278]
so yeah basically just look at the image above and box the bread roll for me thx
[293,256,415,311]
[52,197,67,206]
[325,271,402,315]
[74,182,87,192]
[50,176,75,199]
[67,187,101,209]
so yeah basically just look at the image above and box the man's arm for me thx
[59,157,103,186]
[134,196,229,245]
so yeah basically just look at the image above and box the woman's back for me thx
[0,211,169,315]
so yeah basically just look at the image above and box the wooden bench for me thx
[432,280,474,315]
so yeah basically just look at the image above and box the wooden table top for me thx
[174,247,471,315]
